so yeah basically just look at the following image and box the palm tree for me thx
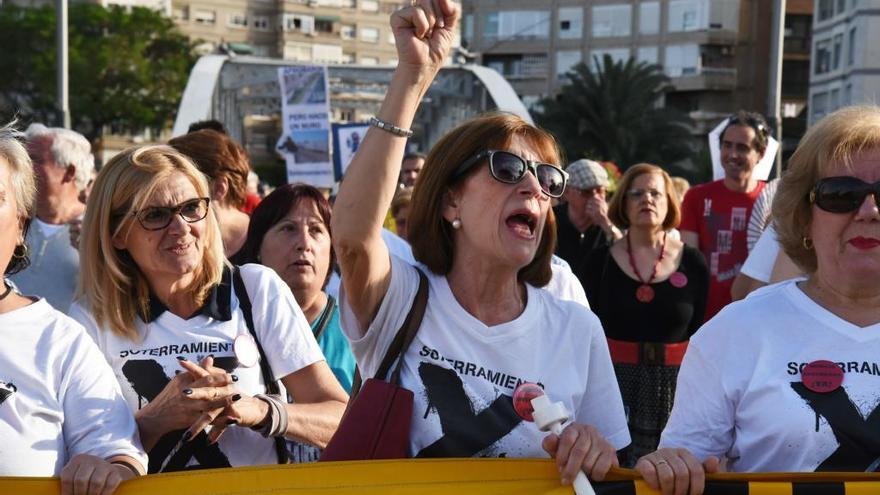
[535,55,694,172]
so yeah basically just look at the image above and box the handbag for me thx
[319,268,428,461]
[232,266,289,464]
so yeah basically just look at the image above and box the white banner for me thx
[277,65,334,188]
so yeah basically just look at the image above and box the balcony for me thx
[670,67,737,91]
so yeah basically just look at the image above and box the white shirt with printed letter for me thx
[661,280,880,472]
[339,255,630,459]
[0,299,146,476]
[69,264,323,471]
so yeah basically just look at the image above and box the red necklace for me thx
[626,231,666,303]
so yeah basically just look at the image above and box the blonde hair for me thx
[0,121,37,274]
[774,105,880,273]
[78,145,225,340]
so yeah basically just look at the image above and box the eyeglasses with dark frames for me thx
[132,197,211,231]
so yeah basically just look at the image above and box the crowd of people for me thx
[3,1,880,494]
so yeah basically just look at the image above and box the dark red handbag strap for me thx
[350,267,428,398]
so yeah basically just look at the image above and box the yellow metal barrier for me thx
[3,458,880,494]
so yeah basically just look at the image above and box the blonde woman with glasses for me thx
[69,145,346,473]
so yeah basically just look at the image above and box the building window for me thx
[837,0,846,15]
[361,0,379,12]
[483,53,548,78]
[483,11,551,40]
[664,43,700,76]
[832,33,843,70]
[340,24,355,39]
[639,2,660,35]
[557,7,582,40]
[194,10,216,25]
[360,56,379,65]
[315,18,335,33]
[845,83,852,105]
[848,27,856,66]
[342,52,355,64]
[228,13,247,28]
[818,0,833,21]
[284,14,314,33]
[814,38,831,74]
[360,26,380,43]
[830,88,840,110]
[637,46,659,65]
[812,91,828,121]
[668,0,707,32]
[591,47,630,69]
[592,4,631,38]
[252,16,270,31]
[556,50,582,77]
[464,14,474,42]
[173,7,188,21]
[342,0,356,7]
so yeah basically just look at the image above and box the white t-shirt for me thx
[739,224,780,283]
[340,255,630,458]
[69,264,323,471]
[0,299,146,476]
[547,256,590,308]
[660,280,880,472]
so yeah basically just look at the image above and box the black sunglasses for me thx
[809,177,880,213]
[451,150,569,198]
[132,197,211,231]
[728,114,770,137]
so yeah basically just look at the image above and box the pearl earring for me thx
[451,218,462,229]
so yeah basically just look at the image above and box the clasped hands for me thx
[137,356,269,446]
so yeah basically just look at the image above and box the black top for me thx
[580,244,709,343]
[554,205,610,275]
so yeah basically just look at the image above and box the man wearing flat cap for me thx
[554,159,622,278]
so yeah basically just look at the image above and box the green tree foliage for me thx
[535,55,695,172]
[0,4,195,141]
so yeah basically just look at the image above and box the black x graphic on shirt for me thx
[415,362,522,458]
[791,382,880,471]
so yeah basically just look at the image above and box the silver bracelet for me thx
[251,394,288,438]
[369,116,414,138]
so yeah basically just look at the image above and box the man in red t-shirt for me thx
[680,111,771,321]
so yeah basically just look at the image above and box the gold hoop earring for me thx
[12,244,28,259]
[802,236,814,250]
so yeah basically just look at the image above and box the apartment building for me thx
[171,0,401,65]
[8,0,402,65]
[808,0,880,125]
[461,0,794,137]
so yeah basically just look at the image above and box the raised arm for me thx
[331,0,459,332]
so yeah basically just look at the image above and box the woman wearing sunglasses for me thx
[637,106,880,494]
[69,146,347,473]
[579,164,708,468]
[332,0,629,486]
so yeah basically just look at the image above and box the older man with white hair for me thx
[9,124,94,311]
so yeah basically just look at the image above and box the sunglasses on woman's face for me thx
[132,197,211,231]
[451,150,569,198]
[810,176,880,213]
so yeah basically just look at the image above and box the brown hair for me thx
[169,130,250,209]
[608,163,681,231]
[774,105,880,273]
[408,113,560,287]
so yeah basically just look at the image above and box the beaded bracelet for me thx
[369,116,414,138]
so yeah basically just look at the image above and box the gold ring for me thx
[655,460,669,467]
